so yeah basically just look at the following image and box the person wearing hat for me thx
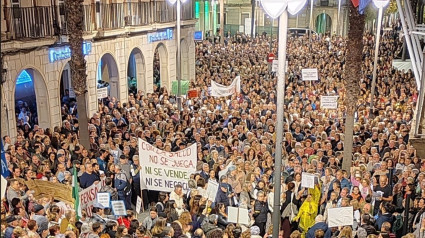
[4,215,20,238]
[215,181,230,207]
[33,204,48,234]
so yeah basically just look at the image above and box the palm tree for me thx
[342,2,365,172]
[65,0,90,150]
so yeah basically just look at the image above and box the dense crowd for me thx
[1,21,422,238]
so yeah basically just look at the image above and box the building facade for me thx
[1,0,197,139]
[196,0,350,36]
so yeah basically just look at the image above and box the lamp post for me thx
[369,0,389,119]
[259,0,306,237]
[168,0,188,112]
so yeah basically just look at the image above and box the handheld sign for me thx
[1,175,6,200]
[96,193,110,208]
[301,172,315,188]
[188,89,198,98]
[97,87,108,99]
[320,96,338,109]
[206,180,219,202]
[111,201,127,216]
[301,68,318,81]
[227,207,250,225]
[328,207,354,227]
[136,196,143,214]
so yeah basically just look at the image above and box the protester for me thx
[1,22,422,238]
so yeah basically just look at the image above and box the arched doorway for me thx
[316,13,332,34]
[97,53,120,100]
[180,39,190,81]
[153,43,168,92]
[128,48,146,94]
[14,68,50,130]
[59,62,76,107]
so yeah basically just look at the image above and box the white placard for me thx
[69,88,76,98]
[206,180,219,202]
[97,87,108,99]
[271,60,289,73]
[96,192,110,208]
[139,139,197,192]
[328,206,354,227]
[227,207,250,225]
[1,175,7,200]
[111,200,127,216]
[272,60,278,72]
[211,76,241,97]
[302,68,318,81]
[301,172,315,188]
[136,196,142,214]
[321,96,338,109]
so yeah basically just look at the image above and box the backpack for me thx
[392,214,403,233]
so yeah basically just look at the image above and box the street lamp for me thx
[168,0,189,112]
[259,0,306,237]
[369,0,389,119]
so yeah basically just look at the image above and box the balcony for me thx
[3,1,194,41]
[3,6,56,40]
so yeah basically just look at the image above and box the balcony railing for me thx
[3,1,194,41]
[123,2,151,26]
[4,7,56,40]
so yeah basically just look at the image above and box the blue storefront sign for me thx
[49,41,92,63]
[148,29,174,43]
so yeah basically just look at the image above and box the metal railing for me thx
[3,1,195,40]
[100,3,125,29]
[123,2,152,26]
[4,6,56,40]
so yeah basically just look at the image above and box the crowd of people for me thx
[1,20,422,238]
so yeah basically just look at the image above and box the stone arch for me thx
[127,47,146,93]
[315,13,332,34]
[153,42,169,91]
[97,53,120,100]
[13,67,51,130]
[180,38,190,81]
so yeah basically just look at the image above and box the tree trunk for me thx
[65,0,90,150]
[342,2,365,173]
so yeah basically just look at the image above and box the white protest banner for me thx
[321,96,338,109]
[227,207,250,225]
[210,76,241,97]
[328,206,354,227]
[136,196,142,214]
[79,178,106,217]
[97,87,108,99]
[139,139,197,192]
[302,68,318,81]
[111,201,127,216]
[96,192,110,208]
[206,180,219,202]
[1,175,7,200]
[301,172,315,188]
